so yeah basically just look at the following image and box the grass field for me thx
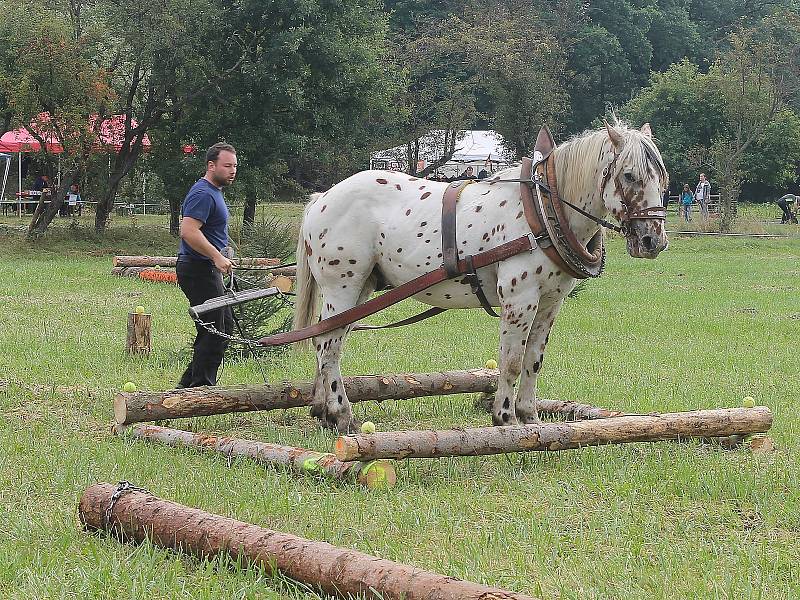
[0,207,798,599]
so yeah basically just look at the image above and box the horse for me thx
[292,121,669,432]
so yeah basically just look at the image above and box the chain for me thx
[103,481,149,528]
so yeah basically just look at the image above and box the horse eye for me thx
[623,172,638,184]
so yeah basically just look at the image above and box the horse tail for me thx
[292,194,321,350]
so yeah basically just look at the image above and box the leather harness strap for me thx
[258,234,535,346]
[441,179,500,317]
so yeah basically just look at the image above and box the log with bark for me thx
[79,482,537,600]
[120,423,396,489]
[334,407,774,461]
[113,255,281,268]
[114,368,500,426]
[111,265,297,278]
[125,312,151,355]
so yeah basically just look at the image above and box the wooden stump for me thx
[119,423,396,489]
[114,368,499,425]
[334,407,774,461]
[125,313,151,355]
[80,482,537,600]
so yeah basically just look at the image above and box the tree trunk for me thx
[114,368,500,425]
[242,187,257,232]
[95,146,142,233]
[120,423,396,489]
[334,407,774,461]
[169,192,181,236]
[80,482,537,600]
[27,173,73,237]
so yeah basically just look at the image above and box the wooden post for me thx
[114,368,499,426]
[119,424,396,489]
[80,483,537,600]
[334,407,774,461]
[125,312,151,355]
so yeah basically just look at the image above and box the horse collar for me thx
[520,154,606,279]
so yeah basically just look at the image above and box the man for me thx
[176,142,237,388]
[457,166,477,180]
[695,173,711,220]
[777,193,799,224]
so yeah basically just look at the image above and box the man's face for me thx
[699,174,706,182]
[208,150,238,187]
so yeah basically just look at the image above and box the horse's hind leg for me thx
[310,276,376,433]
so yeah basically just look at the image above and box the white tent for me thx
[371,130,514,179]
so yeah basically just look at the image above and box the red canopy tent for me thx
[0,114,151,215]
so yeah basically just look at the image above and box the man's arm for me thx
[179,216,232,274]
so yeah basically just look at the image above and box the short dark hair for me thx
[206,142,236,164]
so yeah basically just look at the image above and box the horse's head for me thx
[601,122,669,259]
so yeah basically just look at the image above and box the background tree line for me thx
[1,0,798,235]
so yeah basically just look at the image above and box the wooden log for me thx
[475,392,624,420]
[114,368,499,425]
[120,424,396,489]
[114,255,281,268]
[112,266,296,280]
[334,407,774,461]
[80,482,537,600]
[125,312,151,355]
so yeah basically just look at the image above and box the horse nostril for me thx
[642,235,657,252]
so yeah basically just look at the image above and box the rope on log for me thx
[119,423,396,489]
[334,407,774,461]
[113,368,501,426]
[79,482,538,600]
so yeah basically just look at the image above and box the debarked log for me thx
[120,423,395,489]
[114,368,500,426]
[111,265,297,278]
[79,482,537,600]
[334,407,774,461]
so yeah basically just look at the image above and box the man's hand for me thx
[213,253,233,274]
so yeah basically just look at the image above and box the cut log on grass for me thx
[114,368,499,426]
[112,265,297,279]
[80,482,537,600]
[334,407,774,461]
[113,255,282,268]
[120,423,396,489]
[125,313,151,355]
[474,392,624,420]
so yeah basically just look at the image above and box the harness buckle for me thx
[526,232,538,250]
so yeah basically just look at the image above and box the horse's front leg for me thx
[492,289,539,426]
[515,295,567,424]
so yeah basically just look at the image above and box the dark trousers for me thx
[778,199,798,224]
[176,259,233,387]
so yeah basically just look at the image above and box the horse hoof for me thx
[309,402,326,421]
[337,417,361,435]
[491,413,519,426]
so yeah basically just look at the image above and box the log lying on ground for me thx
[475,392,624,421]
[80,482,537,600]
[334,407,774,461]
[120,423,395,489]
[114,255,281,268]
[112,265,297,278]
[114,368,499,426]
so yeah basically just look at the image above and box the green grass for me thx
[0,217,799,599]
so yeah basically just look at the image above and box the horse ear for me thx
[640,123,653,138]
[604,119,624,150]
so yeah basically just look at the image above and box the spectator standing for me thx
[695,173,711,220]
[457,166,477,180]
[66,184,81,217]
[777,194,799,224]
[680,184,693,222]
[175,142,237,388]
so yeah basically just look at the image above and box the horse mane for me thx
[553,123,669,206]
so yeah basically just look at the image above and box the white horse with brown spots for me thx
[293,122,668,432]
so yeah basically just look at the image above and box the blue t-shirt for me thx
[178,178,229,261]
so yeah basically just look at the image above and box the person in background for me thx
[175,142,237,388]
[66,183,81,217]
[457,166,476,180]
[777,193,799,224]
[478,168,489,180]
[680,184,693,222]
[695,173,711,220]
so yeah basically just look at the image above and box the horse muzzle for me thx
[625,218,668,258]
